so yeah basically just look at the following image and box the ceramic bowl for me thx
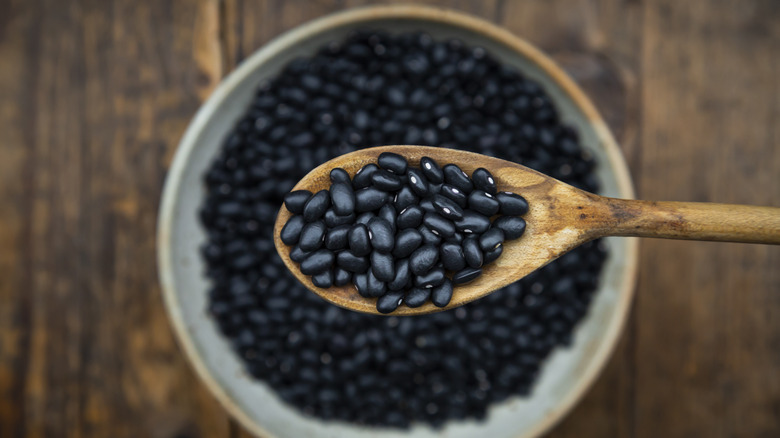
[158,5,638,438]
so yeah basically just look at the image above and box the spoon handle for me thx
[594,199,780,244]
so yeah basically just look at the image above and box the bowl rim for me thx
[157,4,639,438]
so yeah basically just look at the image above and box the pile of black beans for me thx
[280,153,530,313]
[200,30,608,428]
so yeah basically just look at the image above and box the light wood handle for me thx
[593,199,780,244]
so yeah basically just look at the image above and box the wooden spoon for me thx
[273,146,780,315]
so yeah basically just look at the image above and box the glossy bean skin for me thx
[472,168,497,195]
[284,190,312,214]
[392,229,423,259]
[497,192,529,215]
[303,190,330,222]
[404,287,431,308]
[440,242,466,272]
[420,156,443,184]
[329,183,355,216]
[493,216,527,239]
[377,152,408,174]
[409,244,439,276]
[452,267,482,285]
[329,168,351,184]
[348,224,372,257]
[462,236,483,268]
[280,215,305,245]
[431,280,454,307]
[397,205,424,229]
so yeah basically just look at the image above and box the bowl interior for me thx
[159,8,636,438]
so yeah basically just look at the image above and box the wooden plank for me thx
[3,0,777,436]
[0,0,232,436]
[637,1,780,437]
[0,0,36,436]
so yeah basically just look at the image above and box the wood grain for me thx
[636,2,780,438]
[1,0,778,437]
[0,1,231,437]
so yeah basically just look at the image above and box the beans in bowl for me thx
[200,30,607,428]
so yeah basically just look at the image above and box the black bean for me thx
[397,205,424,229]
[420,156,443,183]
[325,225,350,250]
[324,209,355,227]
[329,183,355,216]
[432,194,464,220]
[284,190,312,214]
[388,258,411,290]
[377,152,408,174]
[440,184,468,208]
[493,216,527,239]
[371,169,404,191]
[371,251,395,282]
[355,212,375,226]
[298,220,327,251]
[447,232,465,244]
[330,168,351,184]
[440,242,466,271]
[366,270,386,297]
[455,211,491,234]
[468,190,500,216]
[303,190,330,222]
[353,272,370,297]
[337,251,369,274]
[483,244,503,265]
[280,215,305,245]
[404,287,431,307]
[442,164,473,194]
[423,212,456,238]
[471,168,497,194]
[462,236,483,268]
[333,268,352,286]
[428,182,443,196]
[355,187,389,212]
[419,198,437,214]
[348,224,371,256]
[289,245,310,263]
[352,163,379,189]
[452,267,482,284]
[367,217,394,253]
[418,225,442,245]
[479,228,505,252]
[406,168,429,197]
[393,186,419,211]
[415,268,446,288]
[378,204,396,232]
[312,270,334,288]
[392,228,423,258]
[300,250,334,275]
[497,192,529,216]
[431,280,454,307]
[409,244,439,275]
[376,290,405,314]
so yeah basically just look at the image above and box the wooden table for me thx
[1,1,778,437]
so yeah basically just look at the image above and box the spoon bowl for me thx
[275,146,586,315]
[275,145,780,316]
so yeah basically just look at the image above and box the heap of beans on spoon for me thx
[280,152,530,313]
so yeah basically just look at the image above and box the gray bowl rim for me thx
[157,5,639,438]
